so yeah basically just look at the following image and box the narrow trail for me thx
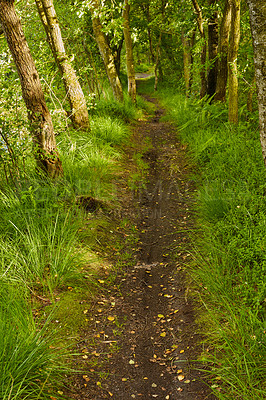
[69,94,214,399]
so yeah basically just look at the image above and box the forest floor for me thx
[65,86,215,400]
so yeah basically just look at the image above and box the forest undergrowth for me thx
[0,89,149,400]
[156,85,266,400]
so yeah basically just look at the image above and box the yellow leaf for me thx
[98,279,105,284]
[177,375,185,381]
[160,332,166,337]
[180,349,184,354]
[158,314,165,318]
[108,316,115,322]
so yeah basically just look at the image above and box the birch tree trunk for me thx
[0,0,62,178]
[228,0,241,124]
[90,0,123,102]
[207,0,218,98]
[215,0,232,102]
[122,0,136,103]
[35,0,89,130]
[246,0,266,166]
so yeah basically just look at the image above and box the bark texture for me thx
[207,0,218,98]
[123,0,136,103]
[215,0,232,102]
[35,0,89,130]
[247,0,266,165]
[228,0,240,124]
[0,0,62,177]
[90,0,123,102]
[191,0,207,98]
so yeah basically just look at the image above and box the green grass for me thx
[0,285,63,400]
[0,90,143,399]
[158,88,266,399]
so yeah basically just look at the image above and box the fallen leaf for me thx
[160,332,166,337]
[82,355,88,359]
[129,359,135,365]
[122,378,127,381]
[107,316,115,322]
[158,314,165,318]
[98,279,105,284]
[177,375,185,381]
[180,350,184,354]
[184,380,191,384]
[151,383,157,387]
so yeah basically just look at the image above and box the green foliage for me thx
[160,89,266,400]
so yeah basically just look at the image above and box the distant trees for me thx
[0,0,62,178]
[89,0,124,102]
[123,0,136,102]
[35,0,90,130]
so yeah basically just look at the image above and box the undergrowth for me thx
[0,91,142,399]
[159,88,266,400]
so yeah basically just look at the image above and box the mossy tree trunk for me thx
[247,0,266,166]
[35,0,89,130]
[123,0,136,103]
[228,0,241,124]
[90,0,123,102]
[215,0,232,102]
[0,0,62,178]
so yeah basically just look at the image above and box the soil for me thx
[66,89,216,400]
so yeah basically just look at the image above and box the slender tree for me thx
[181,31,191,97]
[35,0,89,130]
[191,0,207,98]
[207,0,218,98]
[123,0,136,102]
[0,0,62,178]
[215,0,232,102]
[89,0,124,102]
[246,0,266,165]
[228,0,241,124]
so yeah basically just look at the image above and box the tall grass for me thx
[0,90,141,398]
[0,285,62,400]
[159,89,266,399]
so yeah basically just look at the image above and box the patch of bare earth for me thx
[66,95,216,400]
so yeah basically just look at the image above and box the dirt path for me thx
[68,95,214,399]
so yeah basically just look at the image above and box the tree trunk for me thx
[113,37,124,77]
[90,0,123,102]
[0,0,62,178]
[181,31,191,97]
[122,0,136,103]
[154,31,162,91]
[207,0,219,98]
[246,0,266,165]
[215,0,232,102]
[35,0,89,130]
[228,0,241,124]
[191,0,207,98]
